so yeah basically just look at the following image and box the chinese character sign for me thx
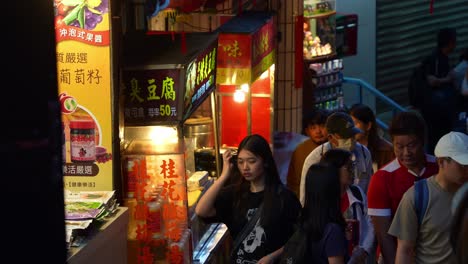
[125,154,189,264]
[183,41,218,119]
[123,69,181,124]
[54,0,114,191]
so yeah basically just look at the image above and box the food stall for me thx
[215,11,276,147]
[121,31,226,263]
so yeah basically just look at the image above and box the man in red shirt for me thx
[367,111,439,264]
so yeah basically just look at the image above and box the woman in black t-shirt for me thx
[196,134,301,264]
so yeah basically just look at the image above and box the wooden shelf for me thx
[304,53,338,64]
[304,10,336,19]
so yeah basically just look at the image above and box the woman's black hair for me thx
[450,185,468,264]
[301,163,346,241]
[320,148,352,169]
[232,134,283,229]
[349,103,380,158]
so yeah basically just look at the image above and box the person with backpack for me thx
[409,28,458,154]
[280,163,347,264]
[321,149,375,264]
[388,131,468,264]
[366,111,439,264]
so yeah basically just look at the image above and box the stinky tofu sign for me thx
[123,69,181,124]
[216,18,275,85]
[183,41,217,120]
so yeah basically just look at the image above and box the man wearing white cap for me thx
[389,131,468,264]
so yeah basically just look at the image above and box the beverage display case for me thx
[303,0,336,61]
[302,0,346,114]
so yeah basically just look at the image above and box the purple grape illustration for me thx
[55,0,109,30]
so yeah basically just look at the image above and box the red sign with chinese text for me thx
[251,19,275,67]
[125,154,189,264]
[216,18,275,85]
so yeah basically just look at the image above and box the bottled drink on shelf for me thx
[337,87,344,109]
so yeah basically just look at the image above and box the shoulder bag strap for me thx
[414,178,429,227]
[231,203,264,256]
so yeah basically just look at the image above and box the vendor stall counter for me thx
[67,207,129,264]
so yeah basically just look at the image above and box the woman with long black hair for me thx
[196,134,301,264]
[281,163,347,263]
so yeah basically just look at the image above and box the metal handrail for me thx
[343,77,407,112]
[343,76,407,133]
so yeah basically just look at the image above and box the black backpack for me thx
[408,55,438,109]
[408,60,429,109]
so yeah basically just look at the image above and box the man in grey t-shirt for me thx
[389,131,468,264]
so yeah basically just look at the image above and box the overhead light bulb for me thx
[233,89,245,103]
[240,83,249,93]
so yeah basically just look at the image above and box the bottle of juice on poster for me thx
[69,119,96,163]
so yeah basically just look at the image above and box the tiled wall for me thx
[273,0,303,133]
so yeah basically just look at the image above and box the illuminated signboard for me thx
[54,0,114,191]
[125,154,189,263]
[183,40,217,120]
[123,69,181,125]
[216,13,275,85]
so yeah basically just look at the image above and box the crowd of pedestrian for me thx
[194,28,467,264]
[196,104,467,263]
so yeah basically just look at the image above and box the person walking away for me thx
[299,111,373,206]
[287,109,329,198]
[321,149,375,264]
[349,103,395,171]
[389,131,468,264]
[421,28,457,154]
[195,134,301,264]
[280,163,348,263]
[366,111,439,264]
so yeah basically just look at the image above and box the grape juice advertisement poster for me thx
[54,0,113,191]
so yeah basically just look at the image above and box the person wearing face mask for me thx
[299,111,374,206]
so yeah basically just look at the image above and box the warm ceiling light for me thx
[240,83,249,93]
[233,89,245,103]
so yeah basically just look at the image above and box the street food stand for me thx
[121,31,223,263]
[215,11,276,146]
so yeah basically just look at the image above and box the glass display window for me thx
[303,0,337,61]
